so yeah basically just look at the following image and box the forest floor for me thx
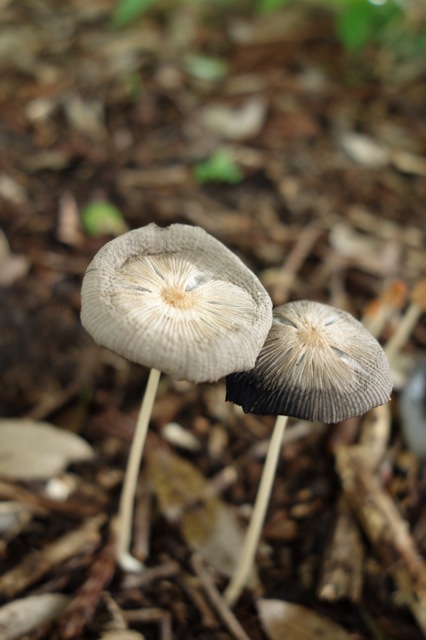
[0,1,426,639]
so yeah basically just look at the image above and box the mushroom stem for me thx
[117,367,161,572]
[224,414,289,606]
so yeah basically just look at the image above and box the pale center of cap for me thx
[297,324,327,348]
[161,286,195,310]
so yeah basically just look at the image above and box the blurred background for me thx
[0,1,426,638]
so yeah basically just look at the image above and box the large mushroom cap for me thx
[226,300,393,422]
[81,223,272,383]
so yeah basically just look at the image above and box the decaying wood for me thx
[180,573,218,628]
[336,446,426,635]
[269,224,323,305]
[120,559,181,591]
[317,495,364,602]
[358,404,392,471]
[123,607,173,640]
[191,553,251,640]
[0,515,105,599]
[0,480,102,518]
[56,535,117,639]
[319,404,392,602]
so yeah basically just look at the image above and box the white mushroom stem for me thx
[224,414,289,607]
[117,367,161,572]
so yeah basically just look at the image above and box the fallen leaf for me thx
[0,419,95,480]
[257,599,352,640]
[201,97,267,141]
[81,201,128,237]
[390,149,426,177]
[146,446,257,584]
[161,422,202,452]
[339,132,389,167]
[63,94,106,140]
[0,593,70,640]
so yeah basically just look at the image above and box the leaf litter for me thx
[0,0,425,638]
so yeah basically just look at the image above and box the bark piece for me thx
[0,515,104,599]
[336,446,426,635]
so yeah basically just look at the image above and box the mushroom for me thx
[81,222,272,571]
[224,300,393,605]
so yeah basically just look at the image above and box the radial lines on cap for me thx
[113,253,256,346]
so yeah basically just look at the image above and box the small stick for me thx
[317,495,363,602]
[123,608,172,640]
[384,278,426,361]
[271,225,323,306]
[358,403,391,470]
[57,536,117,639]
[0,515,105,599]
[191,554,252,640]
[0,480,99,518]
[319,403,391,603]
[180,574,218,628]
[336,446,426,636]
[121,560,181,590]
[362,279,407,338]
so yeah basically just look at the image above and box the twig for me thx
[336,446,426,636]
[123,608,172,640]
[362,280,407,339]
[57,535,117,639]
[0,515,105,599]
[358,404,392,471]
[319,404,391,602]
[191,553,252,640]
[384,278,426,361]
[120,559,181,590]
[317,495,364,602]
[0,479,101,518]
[180,573,218,628]
[271,224,323,305]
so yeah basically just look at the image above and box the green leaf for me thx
[81,202,128,237]
[336,1,377,51]
[183,55,228,82]
[194,150,243,184]
[257,0,291,13]
[112,0,155,28]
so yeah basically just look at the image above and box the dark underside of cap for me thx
[225,371,388,423]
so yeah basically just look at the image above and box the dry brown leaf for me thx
[0,419,94,480]
[257,599,352,640]
[0,593,70,640]
[146,446,257,584]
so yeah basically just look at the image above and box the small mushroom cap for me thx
[226,300,393,422]
[81,223,272,383]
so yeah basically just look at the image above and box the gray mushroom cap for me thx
[226,300,393,423]
[81,223,273,383]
